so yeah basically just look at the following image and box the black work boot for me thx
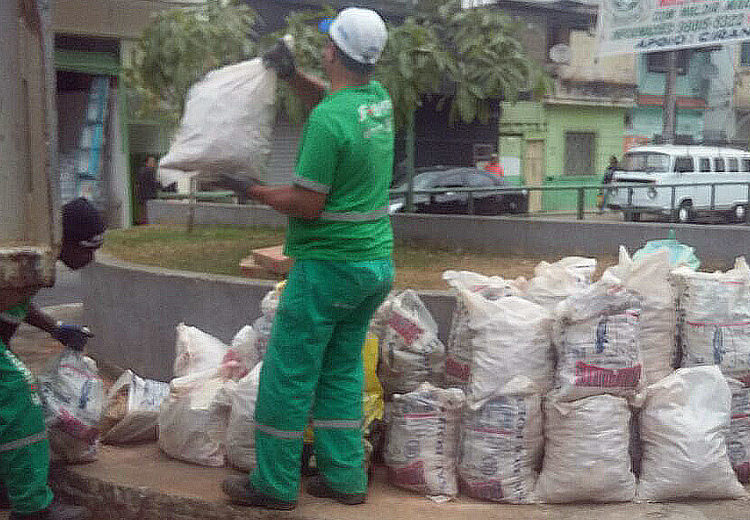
[305,475,366,505]
[221,475,296,510]
[9,500,91,520]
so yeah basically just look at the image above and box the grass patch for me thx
[103,225,620,290]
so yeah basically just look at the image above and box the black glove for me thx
[52,324,93,351]
[214,173,263,196]
[262,38,296,79]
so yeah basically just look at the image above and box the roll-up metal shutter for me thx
[266,117,302,185]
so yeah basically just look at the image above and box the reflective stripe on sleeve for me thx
[319,207,388,222]
[0,431,47,453]
[293,175,330,194]
[255,423,304,440]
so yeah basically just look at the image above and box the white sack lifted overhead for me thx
[596,0,750,56]
[159,58,277,182]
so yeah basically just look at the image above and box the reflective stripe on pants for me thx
[251,258,393,502]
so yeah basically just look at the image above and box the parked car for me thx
[389,167,528,215]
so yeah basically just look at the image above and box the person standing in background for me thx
[484,153,504,176]
[598,155,619,213]
[134,156,159,225]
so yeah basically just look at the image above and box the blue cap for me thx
[318,18,333,34]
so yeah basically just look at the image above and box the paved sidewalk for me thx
[2,305,750,519]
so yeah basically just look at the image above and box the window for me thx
[742,42,750,67]
[715,158,725,172]
[622,152,670,172]
[564,132,596,175]
[647,50,689,75]
[699,158,711,172]
[674,156,694,173]
[729,158,739,172]
[743,158,750,172]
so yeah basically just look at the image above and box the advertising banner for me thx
[597,0,750,55]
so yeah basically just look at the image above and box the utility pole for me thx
[661,50,678,144]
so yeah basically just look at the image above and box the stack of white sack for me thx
[38,348,105,463]
[221,362,263,471]
[443,270,554,402]
[727,378,750,484]
[534,393,636,503]
[100,370,170,444]
[458,377,542,504]
[604,247,677,386]
[158,57,277,180]
[636,366,747,500]
[376,290,446,397]
[384,383,465,502]
[522,256,597,312]
[672,257,750,383]
[159,324,253,467]
[553,271,643,400]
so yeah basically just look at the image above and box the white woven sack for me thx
[377,290,446,396]
[173,323,228,378]
[554,272,643,400]
[229,325,261,373]
[727,377,750,483]
[39,349,105,463]
[159,58,276,179]
[523,257,596,312]
[442,271,523,389]
[224,362,262,471]
[158,369,229,467]
[384,383,465,502]
[605,246,676,386]
[458,377,542,504]
[443,271,553,402]
[673,258,750,383]
[637,366,747,501]
[534,394,635,503]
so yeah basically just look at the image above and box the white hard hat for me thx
[327,7,387,65]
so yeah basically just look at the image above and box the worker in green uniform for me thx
[1,198,104,520]
[220,7,394,510]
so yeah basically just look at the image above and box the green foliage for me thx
[376,19,448,128]
[125,0,258,124]
[430,1,549,124]
[266,7,335,123]
[126,0,547,130]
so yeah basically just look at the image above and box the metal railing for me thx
[389,180,750,222]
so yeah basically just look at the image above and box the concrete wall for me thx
[88,200,750,381]
[83,253,456,382]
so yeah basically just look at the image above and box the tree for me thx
[125,0,258,124]
[426,1,548,124]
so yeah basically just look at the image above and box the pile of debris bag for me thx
[377,245,750,504]
[43,241,750,506]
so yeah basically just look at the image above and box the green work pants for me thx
[251,258,393,502]
[0,343,53,514]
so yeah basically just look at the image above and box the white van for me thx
[606,144,750,222]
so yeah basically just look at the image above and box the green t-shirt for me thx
[285,81,394,261]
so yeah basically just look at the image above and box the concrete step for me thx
[19,442,750,520]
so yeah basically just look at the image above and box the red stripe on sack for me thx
[446,358,470,381]
[575,361,641,388]
[388,461,426,488]
[388,313,423,344]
